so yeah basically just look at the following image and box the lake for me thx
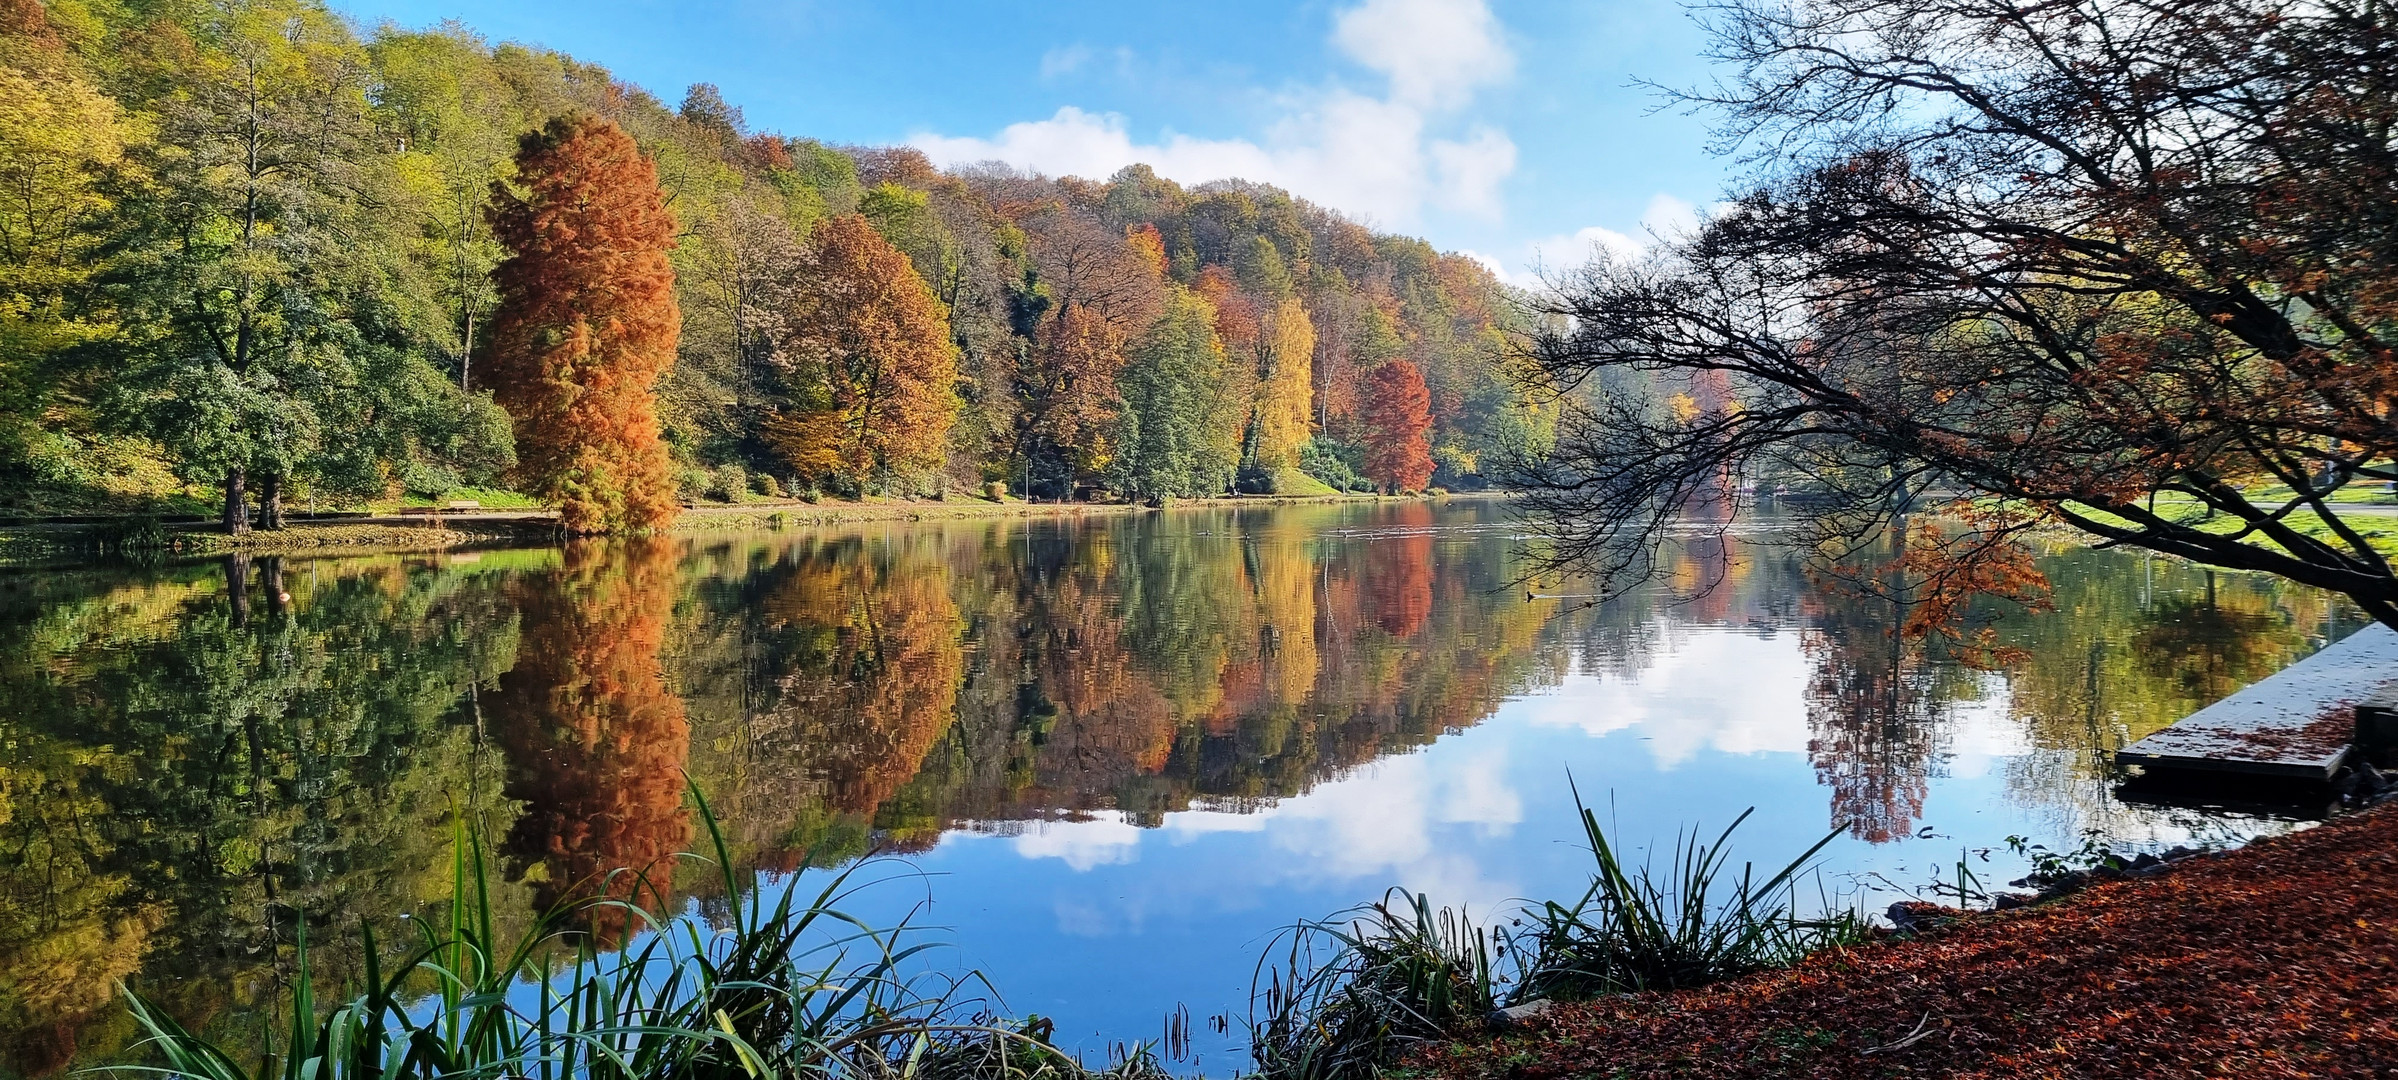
[0,497,2359,1076]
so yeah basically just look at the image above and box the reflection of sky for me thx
[813,623,2290,1072]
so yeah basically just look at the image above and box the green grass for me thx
[99,780,1868,1080]
[1266,469,1342,497]
[1243,793,1866,1080]
[1507,797,1863,1003]
[109,781,1168,1080]
[389,486,547,510]
[1249,891,1501,1080]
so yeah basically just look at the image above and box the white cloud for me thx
[1437,752,1523,830]
[1503,193,1714,286]
[909,0,1517,228]
[1038,43,1133,82]
[1038,44,1092,80]
[1010,812,1145,871]
[1638,193,1702,238]
[1516,625,1814,767]
[1429,125,1517,217]
[1332,0,1514,109]
[1256,754,1519,909]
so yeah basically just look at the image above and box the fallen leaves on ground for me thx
[1421,804,2398,1079]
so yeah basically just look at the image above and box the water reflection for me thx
[0,500,2358,1075]
[494,538,691,941]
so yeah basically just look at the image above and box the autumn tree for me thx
[761,213,957,494]
[1248,297,1317,478]
[1518,0,2398,626]
[485,113,681,533]
[0,2,125,490]
[1012,208,1163,497]
[1360,359,1434,493]
[0,3,1550,523]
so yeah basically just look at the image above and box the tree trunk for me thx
[223,466,250,535]
[258,472,286,530]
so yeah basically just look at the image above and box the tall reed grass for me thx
[1244,793,1867,1080]
[112,782,1164,1080]
[107,782,1865,1080]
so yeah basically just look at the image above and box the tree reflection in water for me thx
[0,503,2361,1073]
[492,538,692,944]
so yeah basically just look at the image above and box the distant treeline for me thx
[0,0,1551,529]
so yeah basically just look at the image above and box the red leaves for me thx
[1426,806,2398,1078]
[485,114,680,534]
[1361,359,1435,493]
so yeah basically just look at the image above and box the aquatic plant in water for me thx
[1245,792,1867,1080]
[111,782,1167,1080]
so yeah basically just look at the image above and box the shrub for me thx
[399,461,461,498]
[707,463,750,503]
[1250,892,1498,1080]
[1299,439,1366,493]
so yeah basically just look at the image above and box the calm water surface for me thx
[0,498,2361,1075]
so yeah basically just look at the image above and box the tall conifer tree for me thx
[486,114,680,533]
[1360,359,1434,493]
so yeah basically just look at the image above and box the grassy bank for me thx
[0,492,1455,565]
[0,516,548,567]
[674,491,1441,531]
[1420,803,2398,1079]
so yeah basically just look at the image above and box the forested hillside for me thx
[0,0,1550,528]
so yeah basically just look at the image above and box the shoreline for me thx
[1422,800,2398,1079]
[0,491,1470,567]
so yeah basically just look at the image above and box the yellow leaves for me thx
[1667,391,1702,424]
[0,53,126,283]
[389,147,446,203]
[1252,297,1315,471]
[1126,222,1166,277]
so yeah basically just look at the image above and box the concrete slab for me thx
[2115,623,2398,781]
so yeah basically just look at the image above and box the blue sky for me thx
[333,0,1738,282]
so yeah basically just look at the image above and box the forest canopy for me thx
[0,0,1550,529]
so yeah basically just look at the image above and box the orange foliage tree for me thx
[485,114,681,533]
[762,214,958,493]
[492,537,692,941]
[1359,359,1434,492]
[1021,302,1128,483]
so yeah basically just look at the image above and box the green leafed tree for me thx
[1111,287,1237,501]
